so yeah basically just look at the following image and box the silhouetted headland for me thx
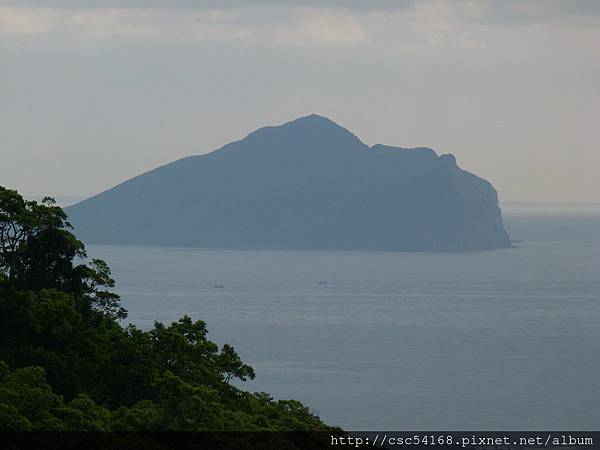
[67,114,511,251]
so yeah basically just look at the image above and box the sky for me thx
[1,0,599,204]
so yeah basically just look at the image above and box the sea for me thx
[86,203,600,430]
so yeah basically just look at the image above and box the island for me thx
[67,114,511,251]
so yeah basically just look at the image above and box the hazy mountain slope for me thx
[66,114,511,251]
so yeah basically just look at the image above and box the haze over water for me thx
[87,203,600,429]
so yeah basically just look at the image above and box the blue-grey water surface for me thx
[87,203,600,429]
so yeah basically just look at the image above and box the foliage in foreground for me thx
[0,186,332,431]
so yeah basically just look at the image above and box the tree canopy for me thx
[0,186,333,435]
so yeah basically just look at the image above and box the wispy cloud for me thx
[0,7,60,35]
[3,0,600,19]
[0,1,416,11]
[0,4,370,45]
[0,0,598,46]
[68,9,159,38]
[271,10,367,46]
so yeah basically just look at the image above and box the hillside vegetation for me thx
[0,186,332,434]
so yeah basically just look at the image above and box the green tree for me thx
[0,187,125,319]
[216,344,256,384]
[0,186,335,434]
[0,362,63,430]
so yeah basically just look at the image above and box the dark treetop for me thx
[67,114,511,251]
[0,186,334,435]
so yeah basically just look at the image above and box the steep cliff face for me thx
[66,114,511,251]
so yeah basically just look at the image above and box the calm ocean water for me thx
[87,203,600,430]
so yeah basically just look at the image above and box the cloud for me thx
[68,9,159,37]
[272,10,367,45]
[0,3,368,44]
[0,1,416,11]
[1,0,598,43]
[2,0,600,22]
[0,5,258,39]
[0,7,60,35]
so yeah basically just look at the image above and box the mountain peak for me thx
[289,113,336,124]
[244,114,365,150]
[282,113,350,132]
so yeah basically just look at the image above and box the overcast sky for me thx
[1,0,599,203]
